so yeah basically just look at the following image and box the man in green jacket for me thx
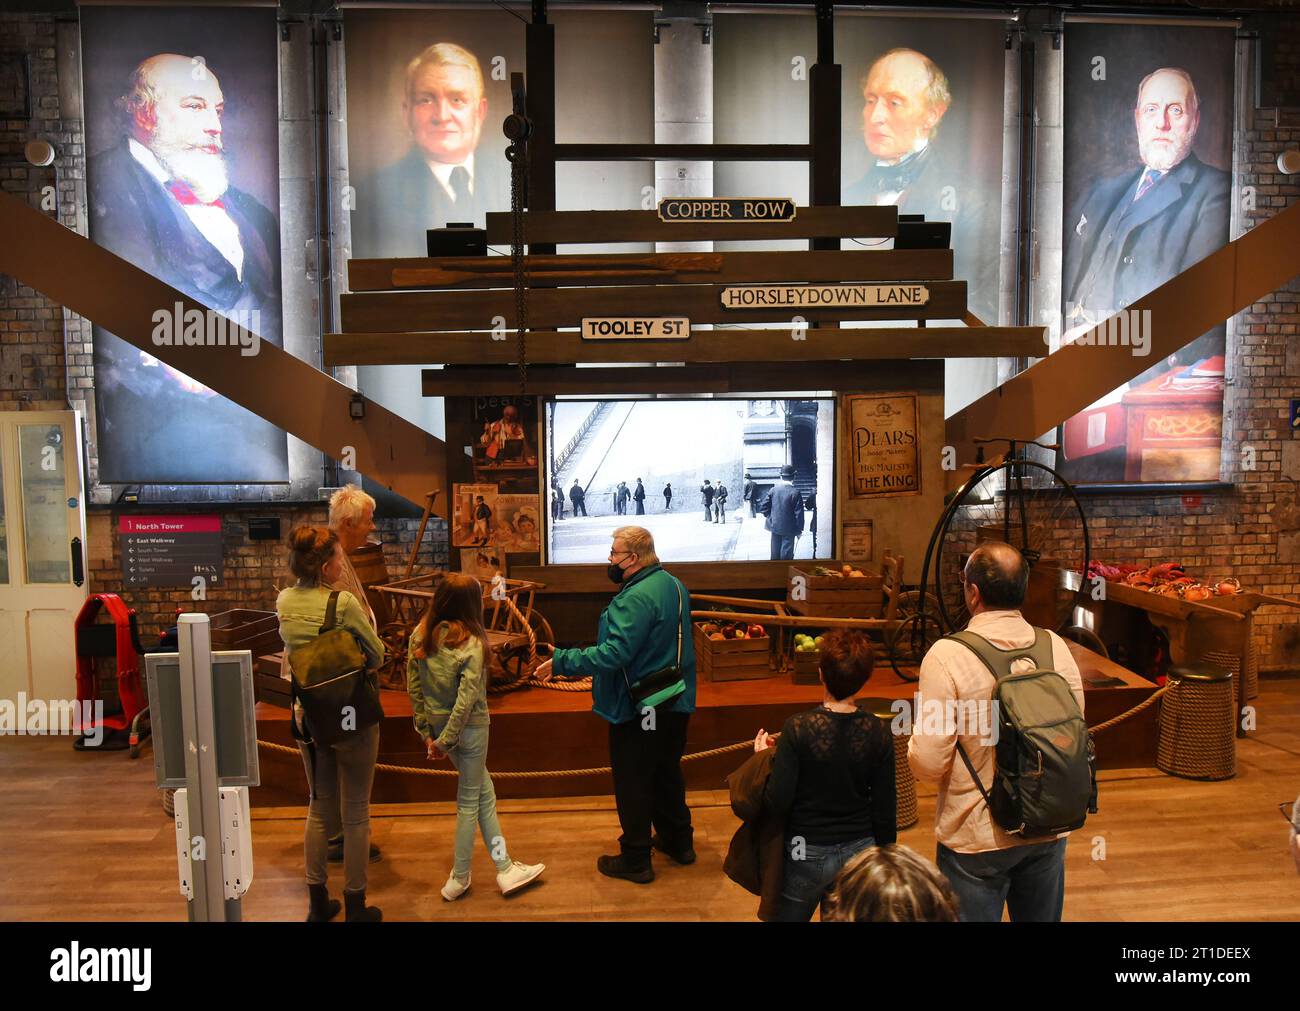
[535,526,697,883]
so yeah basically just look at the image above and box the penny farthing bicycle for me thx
[888,437,1092,681]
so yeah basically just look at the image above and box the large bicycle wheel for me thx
[933,459,1090,634]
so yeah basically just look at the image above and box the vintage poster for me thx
[451,483,498,547]
[494,494,541,552]
[459,547,506,582]
[842,520,874,563]
[846,393,920,499]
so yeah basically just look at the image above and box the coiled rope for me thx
[486,590,593,695]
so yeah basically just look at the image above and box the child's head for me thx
[418,572,488,658]
[823,844,959,922]
[817,629,875,700]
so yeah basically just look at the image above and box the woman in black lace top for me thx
[754,629,897,921]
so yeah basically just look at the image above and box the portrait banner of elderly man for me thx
[81,7,287,483]
[350,41,509,259]
[1058,25,1234,484]
[838,28,1006,330]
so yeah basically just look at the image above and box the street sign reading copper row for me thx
[580,317,691,340]
[657,197,797,222]
[719,284,931,309]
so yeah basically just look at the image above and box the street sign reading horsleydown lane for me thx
[719,284,931,309]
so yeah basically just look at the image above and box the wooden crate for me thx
[791,649,822,685]
[210,608,282,657]
[786,562,884,618]
[694,623,772,682]
[254,651,291,709]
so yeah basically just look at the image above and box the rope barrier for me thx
[256,736,753,779]
[258,680,1167,779]
[1087,684,1169,735]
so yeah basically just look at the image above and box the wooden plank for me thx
[341,280,967,333]
[346,249,955,292]
[421,361,945,396]
[325,325,1044,367]
[554,142,813,161]
[484,206,899,245]
[512,561,794,594]
[0,192,449,517]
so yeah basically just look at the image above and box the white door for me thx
[0,411,88,706]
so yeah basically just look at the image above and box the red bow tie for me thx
[167,180,226,209]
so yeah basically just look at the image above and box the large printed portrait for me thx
[343,9,654,443]
[81,6,288,484]
[836,16,1006,330]
[1058,24,1235,485]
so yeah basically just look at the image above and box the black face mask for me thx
[607,553,634,585]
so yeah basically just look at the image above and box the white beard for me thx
[154,144,230,204]
[1139,135,1193,174]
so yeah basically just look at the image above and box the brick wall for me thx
[85,508,448,641]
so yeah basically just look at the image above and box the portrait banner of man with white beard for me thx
[81,6,287,484]
[1057,23,1234,485]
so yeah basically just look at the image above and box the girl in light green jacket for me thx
[407,573,545,901]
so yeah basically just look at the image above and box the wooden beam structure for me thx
[421,361,944,397]
[326,325,1044,367]
[483,205,898,245]
[0,191,449,515]
[946,200,1300,461]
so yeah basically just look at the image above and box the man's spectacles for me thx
[609,549,634,563]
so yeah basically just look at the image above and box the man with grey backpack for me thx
[909,542,1095,922]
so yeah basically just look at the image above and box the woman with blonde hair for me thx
[277,525,386,922]
[407,573,545,901]
[823,844,960,922]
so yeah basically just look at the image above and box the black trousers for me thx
[607,710,693,865]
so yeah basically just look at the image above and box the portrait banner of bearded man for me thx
[82,11,287,484]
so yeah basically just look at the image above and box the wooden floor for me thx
[3,679,1299,922]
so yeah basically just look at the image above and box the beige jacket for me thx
[907,609,1085,854]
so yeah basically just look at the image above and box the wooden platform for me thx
[251,642,1158,807]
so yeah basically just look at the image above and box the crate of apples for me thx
[699,620,767,642]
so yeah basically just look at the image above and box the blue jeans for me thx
[774,836,875,922]
[444,723,513,882]
[936,837,1068,922]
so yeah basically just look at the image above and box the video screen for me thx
[545,398,835,564]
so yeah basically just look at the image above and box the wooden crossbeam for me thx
[326,325,1043,367]
[341,280,967,333]
[421,361,943,397]
[483,205,899,244]
[346,249,955,292]
[946,199,1300,462]
[0,191,449,515]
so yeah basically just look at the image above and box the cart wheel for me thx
[894,590,940,619]
[888,611,943,683]
[1059,624,1109,660]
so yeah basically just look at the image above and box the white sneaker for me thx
[441,871,470,901]
[496,860,545,896]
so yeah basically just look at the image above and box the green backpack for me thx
[948,628,1098,837]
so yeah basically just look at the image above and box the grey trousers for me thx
[299,723,381,894]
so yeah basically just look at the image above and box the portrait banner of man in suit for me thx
[81,6,288,484]
[1058,24,1234,485]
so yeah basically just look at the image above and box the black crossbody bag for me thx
[621,576,687,709]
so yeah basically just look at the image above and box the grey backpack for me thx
[949,628,1098,837]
